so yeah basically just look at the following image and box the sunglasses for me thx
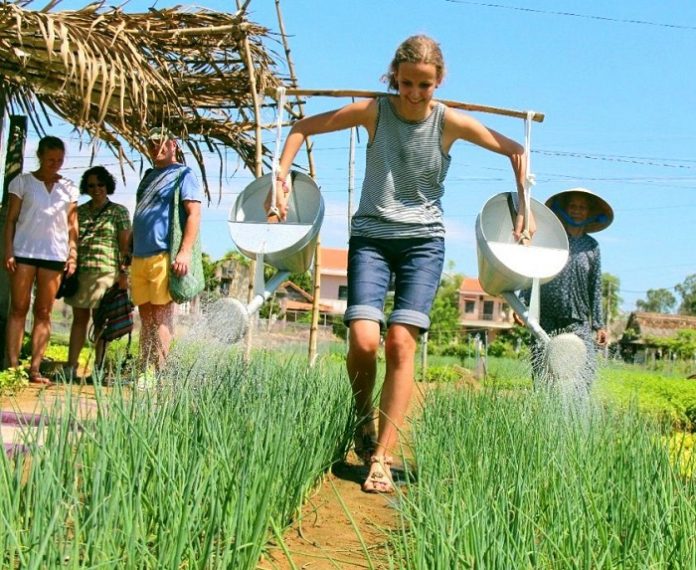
[87,182,106,189]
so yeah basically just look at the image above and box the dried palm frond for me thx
[0,1,286,200]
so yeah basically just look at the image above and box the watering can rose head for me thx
[545,187,613,234]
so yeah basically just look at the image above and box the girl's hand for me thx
[513,210,537,244]
[65,257,77,277]
[596,329,608,346]
[5,254,16,273]
[117,272,129,290]
[172,250,192,277]
[264,178,290,223]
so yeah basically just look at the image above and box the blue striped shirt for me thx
[351,97,451,239]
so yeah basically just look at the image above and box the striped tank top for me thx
[351,97,451,239]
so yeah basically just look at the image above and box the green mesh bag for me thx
[168,169,205,304]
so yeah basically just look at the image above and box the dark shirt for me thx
[523,234,604,333]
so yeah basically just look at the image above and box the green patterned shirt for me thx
[76,201,131,273]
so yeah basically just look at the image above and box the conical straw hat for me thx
[544,187,613,233]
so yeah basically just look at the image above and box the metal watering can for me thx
[475,192,588,384]
[208,171,324,344]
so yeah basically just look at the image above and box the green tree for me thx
[201,252,219,291]
[220,249,251,267]
[429,268,463,347]
[288,270,313,293]
[670,329,696,359]
[676,274,696,315]
[636,288,677,313]
[645,329,696,360]
[602,273,622,322]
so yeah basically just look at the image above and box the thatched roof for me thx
[0,1,285,200]
[622,311,696,344]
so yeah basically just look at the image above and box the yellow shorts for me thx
[131,253,172,306]
[64,270,117,309]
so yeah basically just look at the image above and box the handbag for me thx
[89,283,134,370]
[56,269,79,299]
[168,168,205,304]
[90,284,134,343]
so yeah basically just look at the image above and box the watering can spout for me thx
[502,292,549,344]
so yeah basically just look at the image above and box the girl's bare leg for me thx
[346,319,381,418]
[137,302,175,372]
[68,307,91,372]
[29,267,62,375]
[7,264,36,367]
[362,323,419,493]
[375,323,419,456]
[346,319,382,461]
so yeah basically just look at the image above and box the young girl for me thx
[271,35,532,493]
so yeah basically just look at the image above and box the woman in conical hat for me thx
[525,187,613,391]
[545,187,613,235]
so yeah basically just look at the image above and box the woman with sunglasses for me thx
[64,166,131,379]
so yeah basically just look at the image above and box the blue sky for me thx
[14,1,696,311]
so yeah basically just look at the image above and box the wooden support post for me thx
[275,0,322,366]
[0,116,28,368]
[420,331,429,382]
[237,0,264,361]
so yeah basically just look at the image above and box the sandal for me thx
[362,455,395,494]
[28,371,53,387]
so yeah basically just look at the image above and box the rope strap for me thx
[268,86,287,218]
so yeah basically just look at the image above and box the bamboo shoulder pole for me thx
[264,88,545,123]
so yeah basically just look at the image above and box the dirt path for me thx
[259,383,438,570]
[259,456,400,569]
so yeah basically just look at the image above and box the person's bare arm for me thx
[117,227,132,289]
[268,98,378,221]
[443,109,535,241]
[65,202,78,276]
[4,194,22,273]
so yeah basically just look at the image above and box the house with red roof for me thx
[458,277,514,340]
[317,247,349,315]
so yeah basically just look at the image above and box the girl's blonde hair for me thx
[383,35,446,91]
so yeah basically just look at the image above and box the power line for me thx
[534,149,696,169]
[444,0,696,31]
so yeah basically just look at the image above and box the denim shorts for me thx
[343,236,445,331]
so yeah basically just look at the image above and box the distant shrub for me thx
[423,365,462,383]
